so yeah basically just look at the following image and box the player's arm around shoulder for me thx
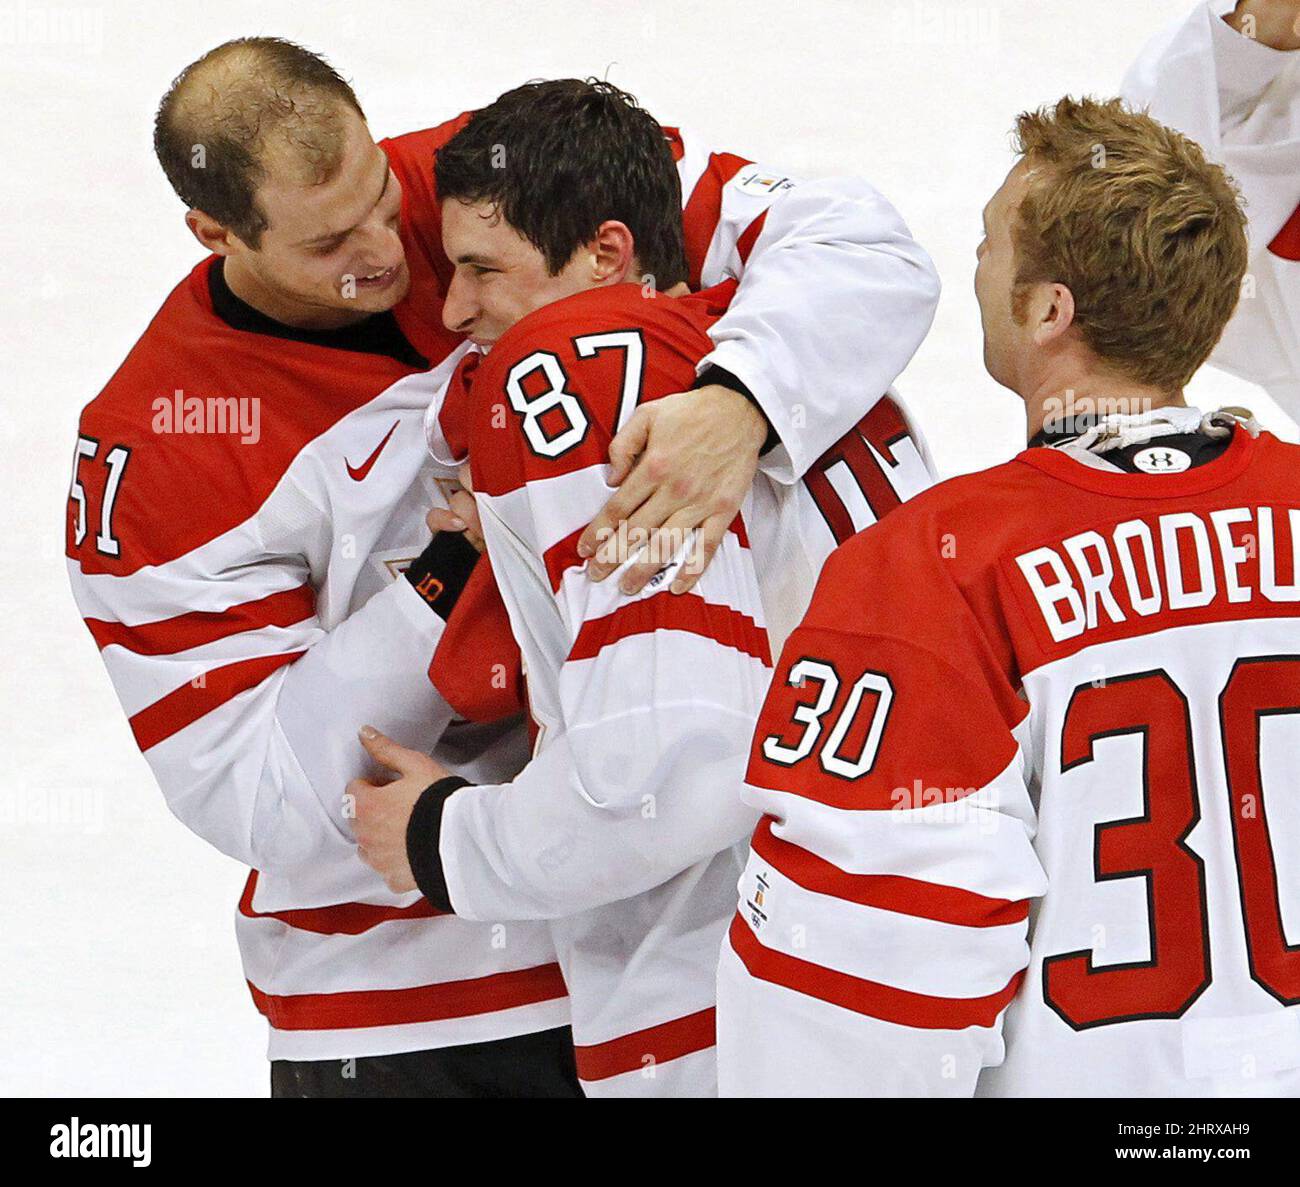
[677,136,940,478]
[579,138,940,599]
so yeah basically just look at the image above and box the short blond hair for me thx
[1012,96,1247,392]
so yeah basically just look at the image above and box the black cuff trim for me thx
[404,532,480,621]
[406,775,471,912]
[695,365,779,456]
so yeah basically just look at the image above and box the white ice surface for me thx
[1,0,1292,1096]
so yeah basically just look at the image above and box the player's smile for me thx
[349,262,404,292]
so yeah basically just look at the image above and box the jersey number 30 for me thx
[1045,659,1300,1029]
[761,658,894,781]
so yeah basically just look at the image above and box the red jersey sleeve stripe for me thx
[750,817,1030,928]
[246,961,568,1031]
[573,1006,715,1081]
[734,210,768,265]
[728,914,1023,1031]
[85,583,316,657]
[1269,202,1300,261]
[681,152,752,290]
[129,650,304,752]
[543,527,586,593]
[569,592,771,666]
[238,871,445,935]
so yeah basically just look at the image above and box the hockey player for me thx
[718,97,1300,1097]
[350,79,938,1097]
[65,40,939,1094]
[1125,1,1300,420]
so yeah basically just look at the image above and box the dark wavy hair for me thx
[435,78,687,287]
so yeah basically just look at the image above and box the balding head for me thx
[155,37,365,247]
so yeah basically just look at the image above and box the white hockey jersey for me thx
[718,409,1300,1097]
[426,280,934,1097]
[67,118,940,1062]
[1125,0,1300,420]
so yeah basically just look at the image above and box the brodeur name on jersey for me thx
[1126,1,1300,422]
[420,280,935,1097]
[719,408,1300,1097]
[66,114,940,1063]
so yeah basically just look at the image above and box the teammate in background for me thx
[719,97,1300,1097]
[350,79,937,1097]
[65,40,940,1095]
[1125,0,1300,419]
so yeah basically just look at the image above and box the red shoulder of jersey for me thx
[466,282,735,498]
[379,117,471,214]
[810,428,1300,681]
[382,117,473,362]
[746,463,1042,812]
[681,150,754,288]
[807,460,1037,675]
[70,258,415,576]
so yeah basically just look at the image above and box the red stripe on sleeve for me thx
[573,1007,715,1081]
[543,527,586,593]
[247,962,568,1031]
[728,914,1023,1030]
[750,817,1029,928]
[569,591,770,666]
[681,152,752,290]
[734,210,768,264]
[129,650,304,752]
[85,584,316,657]
[1268,202,1300,261]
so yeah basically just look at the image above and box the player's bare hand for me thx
[348,726,451,894]
[426,489,484,553]
[1228,1,1300,50]
[427,467,484,552]
[578,384,768,595]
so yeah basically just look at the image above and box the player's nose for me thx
[442,271,478,335]
[354,220,404,272]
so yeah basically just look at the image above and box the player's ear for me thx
[589,220,636,285]
[186,209,240,257]
[1033,281,1076,346]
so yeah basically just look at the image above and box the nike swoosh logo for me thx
[346,421,400,482]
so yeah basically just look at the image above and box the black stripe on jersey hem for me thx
[207,258,428,369]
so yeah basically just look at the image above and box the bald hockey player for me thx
[66,39,939,1094]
